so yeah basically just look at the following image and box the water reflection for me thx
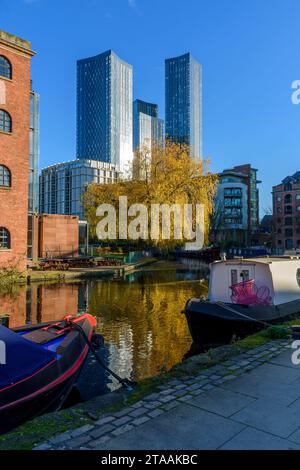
[0,267,208,396]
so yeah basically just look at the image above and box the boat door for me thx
[227,264,255,300]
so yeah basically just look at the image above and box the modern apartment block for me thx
[0,30,35,270]
[28,85,40,258]
[39,159,120,220]
[133,99,164,152]
[165,52,202,159]
[212,164,260,247]
[273,171,300,251]
[76,50,133,174]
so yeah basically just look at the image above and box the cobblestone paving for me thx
[34,340,293,450]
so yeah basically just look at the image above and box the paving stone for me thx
[178,394,193,402]
[161,401,179,411]
[202,384,217,391]
[49,430,73,445]
[174,384,186,390]
[191,388,256,417]
[143,401,159,409]
[95,416,116,426]
[147,409,164,418]
[89,424,115,439]
[160,388,175,395]
[159,395,175,403]
[173,389,188,397]
[88,435,112,448]
[71,424,95,438]
[143,393,160,401]
[67,435,92,449]
[231,398,300,438]
[113,409,131,418]
[111,424,134,436]
[187,383,203,391]
[129,407,148,418]
[34,443,52,450]
[132,416,151,426]
[113,416,132,427]
[100,403,245,450]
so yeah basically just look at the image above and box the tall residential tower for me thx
[76,50,133,174]
[165,52,202,159]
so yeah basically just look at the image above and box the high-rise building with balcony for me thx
[165,52,202,159]
[76,50,133,174]
[211,164,260,247]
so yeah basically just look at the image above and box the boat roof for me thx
[214,256,300,265]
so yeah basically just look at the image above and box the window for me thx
[296,195,300,200]
[0,227,10,249]
[277,218,282,223]
[285,194,292,204]
[231,269,238,285]
[285,239,293,250]
[277,196,282,202]
[0,165,11,187]
[284,183,292,191]
[278,228,282,234]
[0,110,12,133]
[0,56,11,79]
[297,269,300,287]
[285,205,293,214]
[285,228,293,237]
[285,217,293,226]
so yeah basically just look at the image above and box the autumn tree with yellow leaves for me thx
[83,142,218,250]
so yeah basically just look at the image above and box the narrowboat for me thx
[0,313,97,434]
[184,256,300,346]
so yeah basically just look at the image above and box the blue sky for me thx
[1,0,300,211]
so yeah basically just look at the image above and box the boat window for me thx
[231,269,238,285]
[297,269,300,287]
[241,270,250,281]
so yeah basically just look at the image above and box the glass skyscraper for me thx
[133,99,164,151]
[76,50,133,174]
[165,52,202,159]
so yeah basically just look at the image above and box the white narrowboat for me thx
[184,257,300,346]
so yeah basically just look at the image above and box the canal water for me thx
[0,261,208,399]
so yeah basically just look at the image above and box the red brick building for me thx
[0,31,35,271]
[37,214,79,258]
[273,172,300,252]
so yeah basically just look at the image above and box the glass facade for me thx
[76,50,133,174]
[133,99,165,153]
[39,159,120,220]
[165,52,202,159]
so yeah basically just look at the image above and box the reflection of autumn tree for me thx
[88,279,208,380]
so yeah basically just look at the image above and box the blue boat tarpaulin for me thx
[0,325,56,389]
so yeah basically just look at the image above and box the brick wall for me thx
[0,32,34,271]
[38,214,79,258]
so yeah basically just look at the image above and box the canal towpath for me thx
[35,339,300,450]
